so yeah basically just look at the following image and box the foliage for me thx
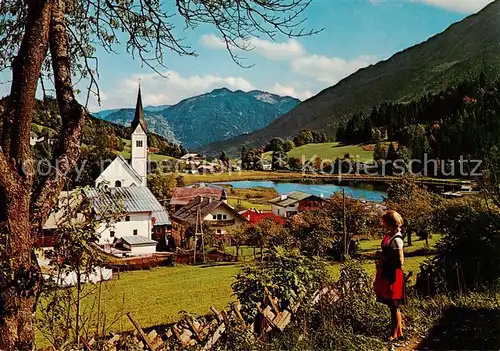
[147,172,185,209]
[385,176,434,245]
[36,186,123,348]
[262,262,388,351]
[271,150,288,170]
[248,218,290,258]
[232,247,328,324]
[229,224,251,261]
[337,76,500,177]
[373,142,387,161]
[241,148,264,170]
[287,157,302,172]
[287,211,333,257]
[283,140,295,152]
[417,197,500,294]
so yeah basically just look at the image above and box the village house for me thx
[269,191,325,218]
[239,209,286,225]
[180,153,202,166]
[171,196,246,247]
[170,183,227,212]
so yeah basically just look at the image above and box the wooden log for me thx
[146,330,164,351]
[264,287,280,315]
[202,323,226,350]
[127,312,155,351]
[185,315,203,342]
[81,336,93,351]
[256,304,279,332]
[233,303,246,327]
[221,310,230,327]
[210,306,223,323]
[273,310,292,331]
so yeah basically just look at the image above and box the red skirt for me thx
[374,263,405,307]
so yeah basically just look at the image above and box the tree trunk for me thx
[407,231,412,246]
[235,245,240,262]
[0,192,41,351]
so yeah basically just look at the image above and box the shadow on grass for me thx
[417,307,500,350]
[197,262,239,268]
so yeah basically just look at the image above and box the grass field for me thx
[287,142,374,163]
[358,234,440,255]
[181,170,310,184]
[223,185,276,211]
[36,237,437,346]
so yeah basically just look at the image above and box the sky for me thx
[0,0,494,112]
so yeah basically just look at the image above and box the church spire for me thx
[131,85,148,133]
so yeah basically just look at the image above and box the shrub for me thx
[231,247,328,325]
[417,197,500,294]
[260,262,388,351]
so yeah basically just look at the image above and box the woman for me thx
[374,210,405,341]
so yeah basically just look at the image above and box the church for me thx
[95,86,148,188]
[42,88,172,256]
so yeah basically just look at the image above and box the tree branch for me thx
[30,0,89,232]
[1,0,52,179]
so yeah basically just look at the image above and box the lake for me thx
[217,180,386,203]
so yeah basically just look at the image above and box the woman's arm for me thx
[398,248,404,266]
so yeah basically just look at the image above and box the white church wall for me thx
[95,158,141,188]
[98,212,152,245]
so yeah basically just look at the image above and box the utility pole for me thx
[194,205,205,264]
[342,188,347,262]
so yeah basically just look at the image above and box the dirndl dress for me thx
[374,234,405,307]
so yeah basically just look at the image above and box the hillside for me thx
[98,108,180,144]
[97,88,300,150]
[200,1,500,156]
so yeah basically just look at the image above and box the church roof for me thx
[84,186,171,226]
[131,86,148,133]
[97,155,142,186]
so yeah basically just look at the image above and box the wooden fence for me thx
[40,287,338,351]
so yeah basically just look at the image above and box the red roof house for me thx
[170,183,226,210]
[239,210,286,225]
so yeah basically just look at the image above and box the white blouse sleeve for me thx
[392,237,404,249]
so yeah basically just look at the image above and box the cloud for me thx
[291,54,376,84]
[268,83,313,101]
[201,34,375,86]
[88,71,255,111]
[407,0,493,13]
[200,34,306,61]
[199,34,227,50]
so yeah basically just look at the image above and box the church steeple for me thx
[131,85,148,133]
[131,85,148,186]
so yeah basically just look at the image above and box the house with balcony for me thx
[269,191,325,218]
[171,196,247,247]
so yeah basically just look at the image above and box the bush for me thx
[231,247,328,325]
[260,262,388,351]
[417,198,500,295]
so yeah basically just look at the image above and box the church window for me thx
[110,231,115,238]
[125,216,130,222]
[136,140,143,147]
[133,229,138,235]
[115,180,122,187]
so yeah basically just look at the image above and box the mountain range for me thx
[95,88,300,150]
[200,0,500,156]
